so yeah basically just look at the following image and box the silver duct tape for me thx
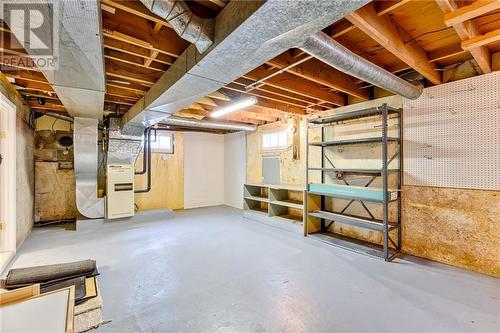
[140,0,214,53]
[301,31,423,100]
[161,116,257,132]
[74,117,104,218]
[107,118,144,165]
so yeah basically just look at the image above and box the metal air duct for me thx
[161,116,257,132]
[300,31,423,100]
[139,0,214,53]
[74,118,104,218]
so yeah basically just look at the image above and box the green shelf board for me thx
[308,183,398,202]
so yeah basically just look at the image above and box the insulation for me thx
[5,260,96,286]
[301,31,423,100]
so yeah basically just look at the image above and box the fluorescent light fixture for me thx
[211,97,257,118]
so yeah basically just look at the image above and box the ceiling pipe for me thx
[138,0,214,53]
[300,31,423,100]
[161,116,257,132]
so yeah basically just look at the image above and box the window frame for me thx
[150,131,174,154]
[261,129,290,152]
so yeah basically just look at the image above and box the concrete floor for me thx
[8,206,500,332]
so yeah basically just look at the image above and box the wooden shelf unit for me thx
[243,183,306,231]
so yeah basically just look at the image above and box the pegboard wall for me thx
[403,71,500,190]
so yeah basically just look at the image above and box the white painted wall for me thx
[183,132,225,209]
[224,132,246,209]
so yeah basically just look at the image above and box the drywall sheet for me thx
[1,289,71,332]
[403,72,500,190]
[224,132,246,209]
[184,132,225,209]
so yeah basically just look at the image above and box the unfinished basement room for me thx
[0,0,499,332]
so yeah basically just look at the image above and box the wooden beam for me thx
[375,0,412,16]
[101,0,171,28]
[267,54,367,100]
[235,78,318,105]
[444,0,500,26]
[221,88,306,115]
[347,3,442,84]
[428,43,469,63]
[144,50,160,67]
[462,28,500,50]
[241,67,344,105]
[104,49,167,72]
[102,13,187,58]
[224,83,309,111]
[105,60,162,86]
[328,1,411,39]
[103,37,175,66]
[436,0,492,73]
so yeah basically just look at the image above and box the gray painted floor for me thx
[9,206,500,333]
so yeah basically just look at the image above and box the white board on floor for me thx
[0,287,73,333]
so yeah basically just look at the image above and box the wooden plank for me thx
[348,2,442,84]
[461,28,500,49]
[444,0,500,26]
[436,0,492,73]
[0,284,40,306]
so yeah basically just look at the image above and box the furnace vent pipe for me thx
[139,0,214,53]
[300,31,423,100]
[161,116,257,132]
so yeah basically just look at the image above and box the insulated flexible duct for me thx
[139,0,214,53]
[301,31,423,100]
[74,118,105,218]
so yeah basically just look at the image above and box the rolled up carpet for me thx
[5,259,96,287]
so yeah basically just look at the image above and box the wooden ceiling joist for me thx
[223,83,309,113]
[436,0,493,73]
[268,54,367,100]
[103,37,175,66]
[444,0,500,26]
[101,0,172,29]
[242,66,346,106]
[462,28,500,50]
[102,13,187,58]
[347,3,442,85]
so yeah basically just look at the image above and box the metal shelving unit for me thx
[305,103,402,261]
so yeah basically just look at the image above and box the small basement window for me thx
[151,132,174,154]
[262,130,288,150]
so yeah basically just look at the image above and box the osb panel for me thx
[134,133,184,210]
[246,118,307,185]
[402,185,500,277]
[35,162,77,222]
